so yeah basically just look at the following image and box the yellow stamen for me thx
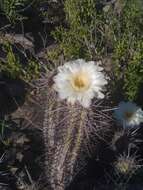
[116,161,130,174]
[71,72,90,92]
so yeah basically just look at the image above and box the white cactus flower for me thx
[114,101,143,127]
[53,59,107,108]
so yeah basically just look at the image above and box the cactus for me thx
[112,149,142,190]
[41,59,110,190]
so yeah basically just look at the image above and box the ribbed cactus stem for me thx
[43,85,88,190]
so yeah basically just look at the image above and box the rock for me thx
[5,34,34,50]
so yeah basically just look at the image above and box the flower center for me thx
[71,72,90,91]
[116,160,131,174]
[124,111,133,120]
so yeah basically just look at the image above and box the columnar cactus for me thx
[42,59,109,190]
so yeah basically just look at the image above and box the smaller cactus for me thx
[111,148,142,190]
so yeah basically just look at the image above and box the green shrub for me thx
[112,0,143,101]
[0,43,40,81]
[124,42,143,101]
[0,0,29,23]
[51,0,103,60]
[0,43,22,78]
